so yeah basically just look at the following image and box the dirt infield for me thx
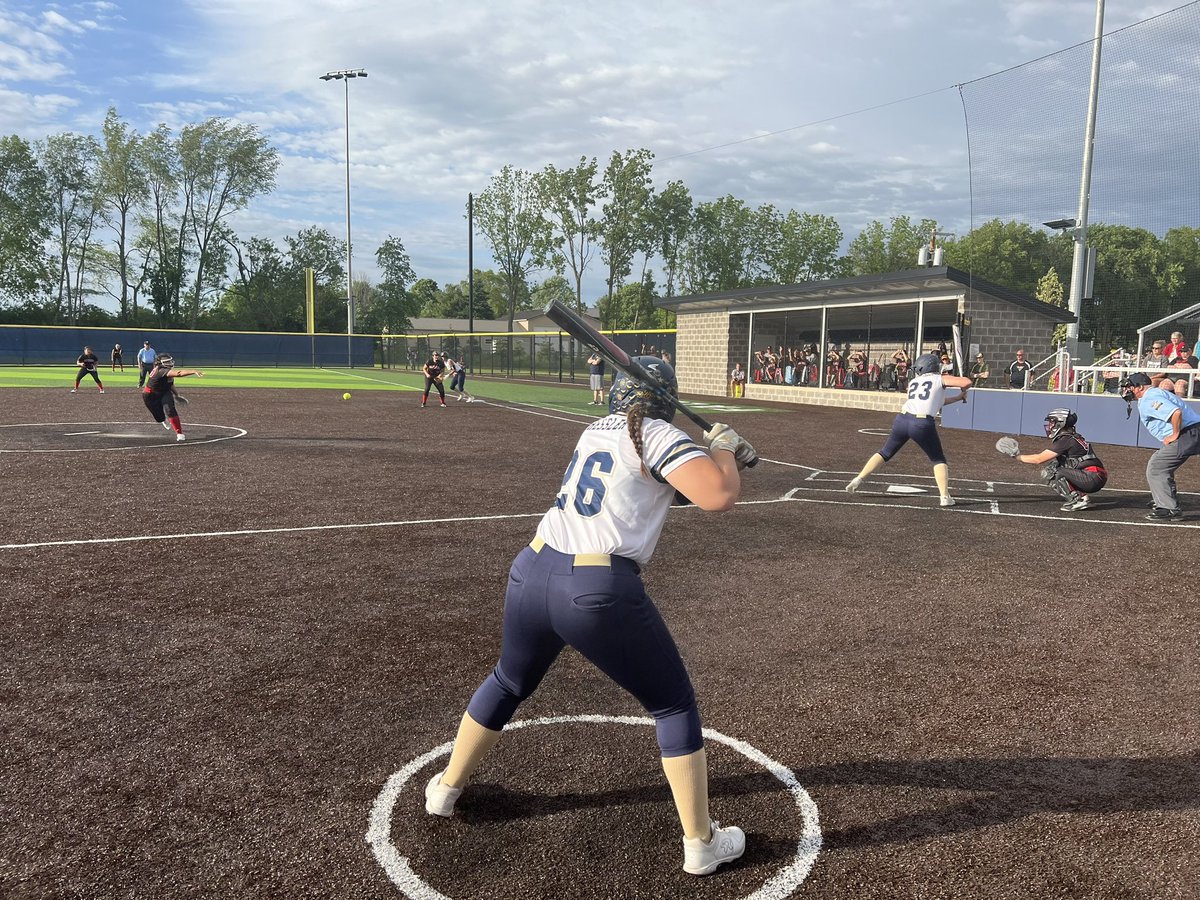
[2,385,1197,899]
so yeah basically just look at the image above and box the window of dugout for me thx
[747,301,960,389]
[747,310,821,385]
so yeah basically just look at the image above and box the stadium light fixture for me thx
[1043,218,1077,232]
[319,68,368,366]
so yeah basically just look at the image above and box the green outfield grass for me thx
[0,365,762,416]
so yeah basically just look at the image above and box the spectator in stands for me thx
[970,353,990,388]
[892,347,910,392]
[1142,341,1168,369]
[766,347,781,383]
[847,348,867,389]
[826,344,844,387]
[1007,349,1031,389]
[1158,354,1198,399]
[939,352,953,375]
[1164,331,1189,363]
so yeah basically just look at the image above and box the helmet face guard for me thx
[155,354,175,370]
[1044,407,1077,440]
[609,356,678,422]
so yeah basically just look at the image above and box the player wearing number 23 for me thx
[423,357,753,877]
[845,353,972,506]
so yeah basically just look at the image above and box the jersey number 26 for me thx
[554,450,613,517]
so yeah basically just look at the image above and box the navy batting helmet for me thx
[912,353,941,375]
[609,357,678,422]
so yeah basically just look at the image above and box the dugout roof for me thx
[658,266,1075,323]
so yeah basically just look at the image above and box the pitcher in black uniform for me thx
[70,346,104,393]
[421,350,447,408]
[1015,408,1107,512]
[142,354,204,441]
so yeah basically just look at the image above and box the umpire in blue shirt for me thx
[136,341,156,388]
[1123,372,1200,521]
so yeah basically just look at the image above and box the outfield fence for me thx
[0,323,676,381]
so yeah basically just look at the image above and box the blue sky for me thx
[0,0,1188,308]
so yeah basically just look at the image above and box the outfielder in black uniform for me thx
[71,347,104,393]
[111,343,124,372]
[1016,408,1108,512]
[421,351,447,408]
[142,354,204,441]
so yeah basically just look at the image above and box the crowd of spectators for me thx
[748,342,960,392]
[1102,331,1197,399]
[743,331,1198,399]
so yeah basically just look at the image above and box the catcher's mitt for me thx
[995,435,1020,458]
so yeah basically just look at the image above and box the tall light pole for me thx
[319,68,367,367]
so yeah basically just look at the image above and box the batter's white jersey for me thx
[534,415,708,565]
[902,373,946,416]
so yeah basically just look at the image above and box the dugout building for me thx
[659,266,1075,412]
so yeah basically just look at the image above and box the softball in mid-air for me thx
[343,392,352,400]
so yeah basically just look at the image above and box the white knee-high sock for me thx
[662,748,711,841]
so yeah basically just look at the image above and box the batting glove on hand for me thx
[704,423,741,455]
[704,423,758,469]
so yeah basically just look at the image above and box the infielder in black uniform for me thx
[71,347,104,393]
[1012,408,1107,512]
[142,354,203,441]
[421,351,447,408]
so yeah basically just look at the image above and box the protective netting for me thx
[958,1,1200,354]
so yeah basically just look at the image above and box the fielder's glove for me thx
[995,435,1020,458]
[703,423,759,470]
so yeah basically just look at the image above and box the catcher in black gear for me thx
[1009,408,1108,512]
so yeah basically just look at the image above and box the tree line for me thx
[2,108,1198,347]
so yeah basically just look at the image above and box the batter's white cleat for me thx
[845,476,862,493]
[940,495,956,507]
[683,821,745,875]
[176,433,186,442]
[424,770,462,817]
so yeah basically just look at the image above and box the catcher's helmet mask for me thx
[1044,407,1077,440]
[912,353,941,376]
[609,356,678,423]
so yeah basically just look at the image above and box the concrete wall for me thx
[675,309,734,396]
[745,383,905,412]
[964,295,1059,386]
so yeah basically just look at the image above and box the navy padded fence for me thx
[0,326,375,368]
[941,388,1198,448]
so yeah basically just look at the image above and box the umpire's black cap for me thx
[1125,373,1152,387]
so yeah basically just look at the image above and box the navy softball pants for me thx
[466,543,702,757]
[879,413,946,465]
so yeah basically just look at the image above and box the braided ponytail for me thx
[626,402,650,477]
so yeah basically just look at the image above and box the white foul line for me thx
[0,512,546,551]
[365,714,820,900]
